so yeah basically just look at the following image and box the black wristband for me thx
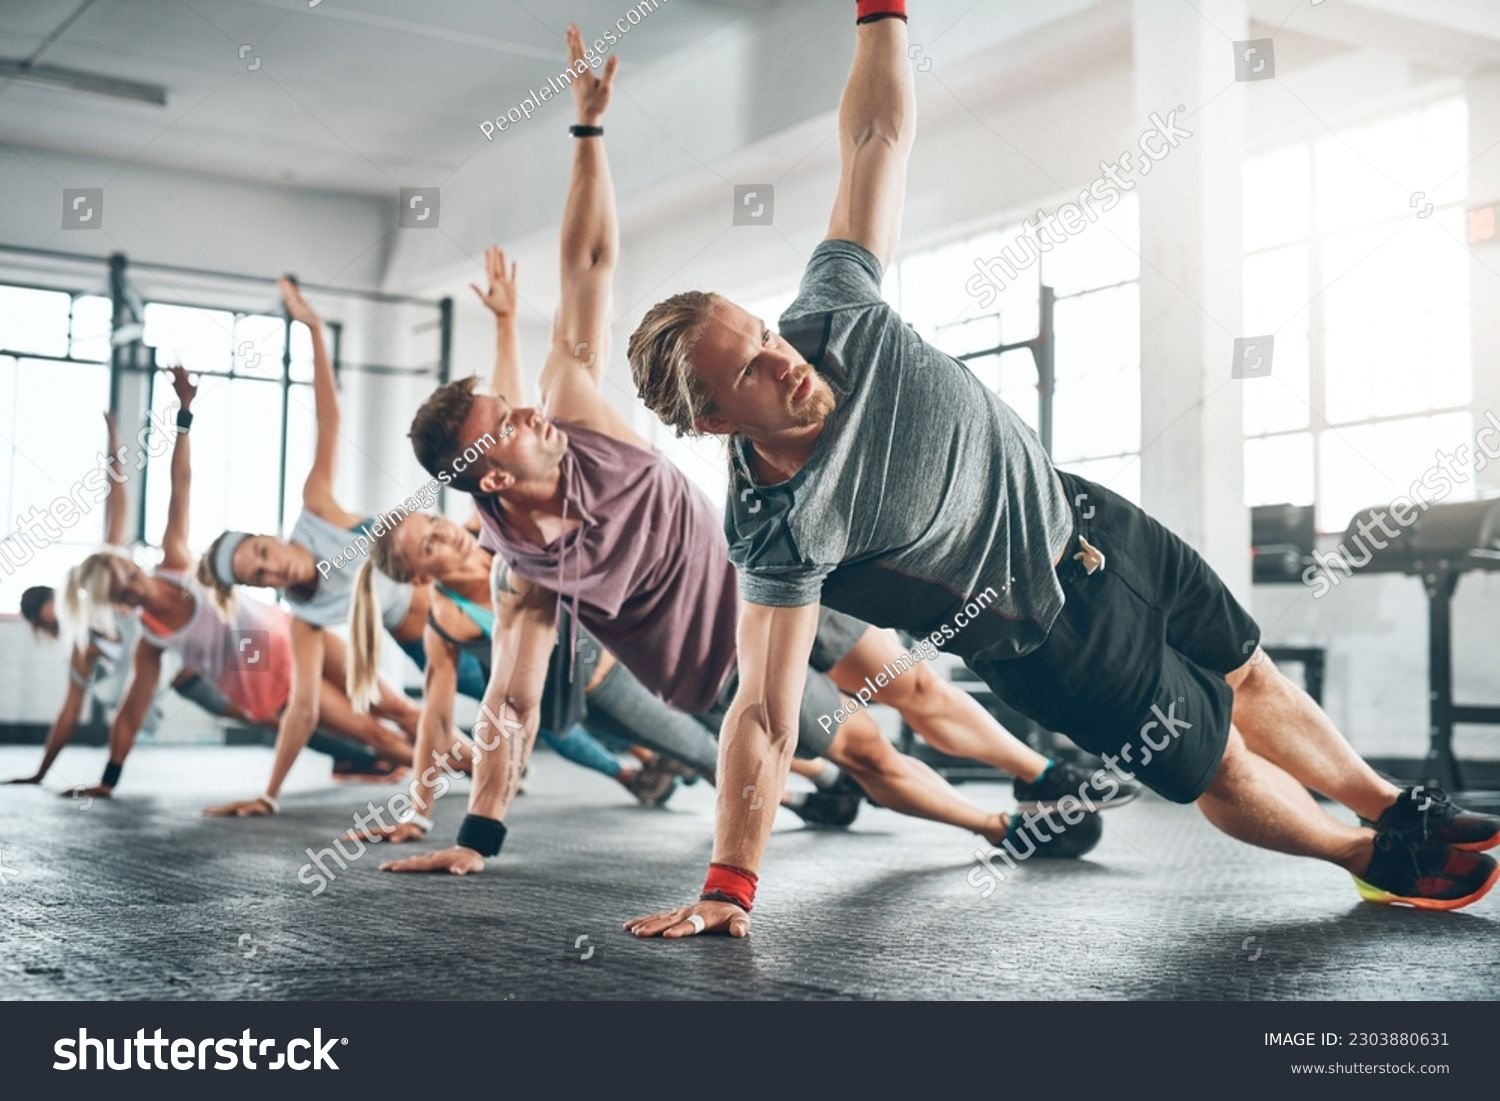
[101,760,123,788]
[569,124,604,138]
[456,813,507,857]
[175,409,193,431]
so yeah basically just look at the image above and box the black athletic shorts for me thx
[809,607,871,672]
[967,471,1261,803]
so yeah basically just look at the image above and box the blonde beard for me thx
[789,374,836,427]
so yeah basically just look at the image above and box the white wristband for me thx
[257,793,280,814]
[407,812,433,832]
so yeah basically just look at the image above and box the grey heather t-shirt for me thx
[285,508,411,631]
[725,239,1073,662]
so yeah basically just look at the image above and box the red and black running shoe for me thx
[1361,785,1500,853]
[1353,826,1499,911]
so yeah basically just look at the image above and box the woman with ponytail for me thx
[342,508,729,844]
[56,367,417,804]
[196,277,442,817]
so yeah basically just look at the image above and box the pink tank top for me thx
[140,569,293,724]
[475,421,740,714]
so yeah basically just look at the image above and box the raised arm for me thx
[103,411,128,547]
[62,639,162,800]
[470,246,526,402]
[160,367,195,572]
[382,563,558,875]
[538,24,625,422]
[627,600,823,940]
[824,10,915,270]
[284,277,362,529]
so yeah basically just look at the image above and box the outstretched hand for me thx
[167,364,198,410]
[343,820,428,845]
[278,276,321,329]
[61,784,112,800]
[469,246,519,320]
[380,845,486,875]
[566,23,618,125]
[624,900,750,939]
[203,797,274,818]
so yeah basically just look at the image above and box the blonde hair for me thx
[196,532,240,619]
[60,550,132,655]
[627,290,724,438]
[346,517,417,713]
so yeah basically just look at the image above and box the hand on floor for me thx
[5,774,44,785]
[202,797,273,818]
[343,821,426,844]
[625,900,749,939]
[61,784,111,799]
[379,845,485,875]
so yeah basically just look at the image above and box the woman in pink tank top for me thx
[57,368,416,803]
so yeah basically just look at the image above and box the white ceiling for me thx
[0,0,788,195]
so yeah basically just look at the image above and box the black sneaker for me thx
[1361,786,1500,853]
[1012,760,1140,810]
[624,763,678,808]
[1354,827,1499,911]
[789,788,862,828]
[652,755,707,787]
[999,804,1103,860]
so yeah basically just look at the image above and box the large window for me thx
[0,286,114,608]
[139,303,315,545]
[1242,97,1473,532]
[0,282,316,612]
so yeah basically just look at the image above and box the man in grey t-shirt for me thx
[626,7,1498,939]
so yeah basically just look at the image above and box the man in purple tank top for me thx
[386,24,1129,880]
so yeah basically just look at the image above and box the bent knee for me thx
[826,716,901,777]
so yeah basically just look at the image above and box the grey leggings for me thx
[583,655,848,778]
[583,662,721,779]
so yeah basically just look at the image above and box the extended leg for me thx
[828,628,1049,780]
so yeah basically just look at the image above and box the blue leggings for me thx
[400,637,626,782]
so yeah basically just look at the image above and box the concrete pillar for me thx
[1132,0,1250,598]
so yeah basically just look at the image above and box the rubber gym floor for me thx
[1,745,1496,1001]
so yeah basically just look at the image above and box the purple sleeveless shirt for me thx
[474,421,739,713]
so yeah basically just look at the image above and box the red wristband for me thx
[701,862,758,912]
[857,0,907,23]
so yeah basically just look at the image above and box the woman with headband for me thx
[198,273,636,816]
